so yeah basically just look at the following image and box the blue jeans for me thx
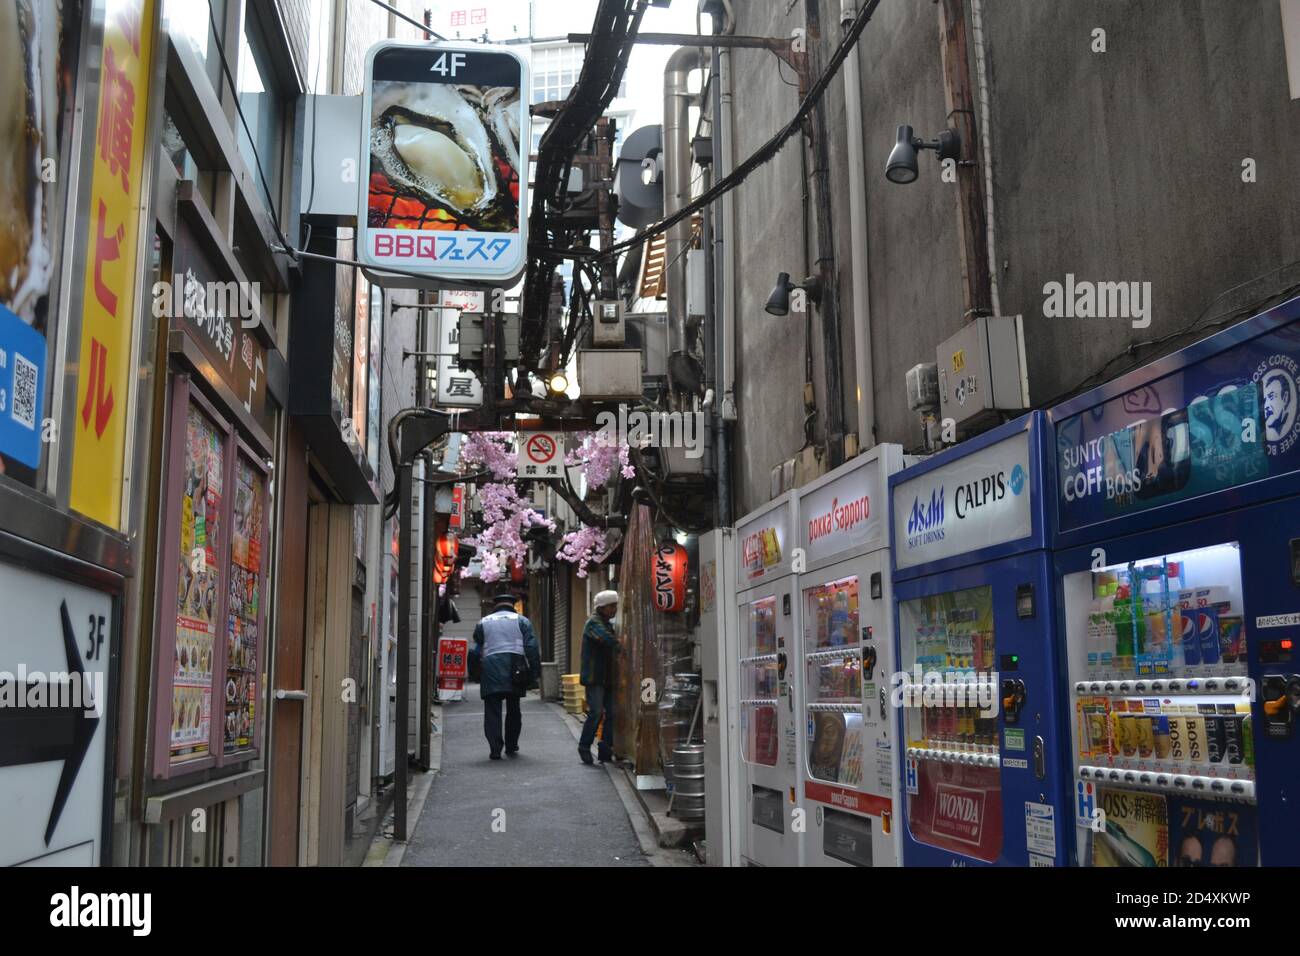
[579,684,614,757]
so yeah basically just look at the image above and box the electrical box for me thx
[577,349,643,400]
[591,299,626,347]
[905,362,939,411]
[935,315,1028,435]
[686,251,706,318]
[458,313,521,363]
[626,311,669,378]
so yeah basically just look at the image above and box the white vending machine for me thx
[795,445,912,867]
[734,492,803,865]
[700,528,742,865]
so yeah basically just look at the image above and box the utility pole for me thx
[938,0,992,320]
[806,0,846,468]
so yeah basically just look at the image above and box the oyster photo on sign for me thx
[367,80,521,234]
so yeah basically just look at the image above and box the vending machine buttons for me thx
[1135,681,1148,693]
[1168,680,1184,692]
[1118,681,1133,694]
[1151,680,1166,692]
[1104,681,1118,693]
[1205,679,1220,692]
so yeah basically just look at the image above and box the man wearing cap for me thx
[579,590,620,765]
[471,592,542,760]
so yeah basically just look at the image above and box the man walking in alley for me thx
[579,590,620,765]
[471,592,542,760]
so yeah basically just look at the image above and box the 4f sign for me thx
[358,42,530,288]
[430,52,467,76]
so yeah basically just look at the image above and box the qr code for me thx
[11,351,37,429]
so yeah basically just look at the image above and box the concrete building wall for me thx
[726,0,1300,516]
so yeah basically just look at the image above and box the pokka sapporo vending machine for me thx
[1048,294,1300,868]
[889,412,1072,866]
[794,444,916,867]
[734,492,802,866]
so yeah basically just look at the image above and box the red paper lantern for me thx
[433,534,459,585]
[652,543,687,612]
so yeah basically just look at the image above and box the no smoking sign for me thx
[517,431,562,479]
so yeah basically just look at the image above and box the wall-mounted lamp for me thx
[764,272,823,316]
[547,371,570,395]
[885,124,961,184]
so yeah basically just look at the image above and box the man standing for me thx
[471,592,541,760]
[579,590,620,765]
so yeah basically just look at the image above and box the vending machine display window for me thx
[1062,542,1258,867]
[803,577,866,785]
[898,586,1002,862]
[741,596,779,766]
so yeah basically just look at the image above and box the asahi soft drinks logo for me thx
[905,487,945,549]
[595,405,703,459]
[1042,274,1152,329]
[1254,354,1300,455]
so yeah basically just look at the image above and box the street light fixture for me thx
[765,272,823,316]
[885,124,961,184]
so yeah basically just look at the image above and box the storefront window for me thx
[899,586,1002,862]
[740,596,778,766]
[803,577,865,785]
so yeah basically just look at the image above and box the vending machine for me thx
[794,444,914,867]
[1048,294,1300,867]
[889,412,1072,866]
[734,492,802,865]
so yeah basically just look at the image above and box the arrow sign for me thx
[0,600,100,846]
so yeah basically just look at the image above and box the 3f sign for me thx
[431,52,466,77]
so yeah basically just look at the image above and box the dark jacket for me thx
[580,613,619,687]
[471,608,542,699]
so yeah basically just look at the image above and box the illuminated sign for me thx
[358,42,529,287]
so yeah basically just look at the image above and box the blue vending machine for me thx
[889,412,1072,866]
[1049,294,1300,868]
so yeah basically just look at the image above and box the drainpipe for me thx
[840,0,875,450]
[664,45,704,385]
[710,0,736,525]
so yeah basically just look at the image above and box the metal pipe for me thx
[717,7,738,430]
[969,0,1002,319]
[840,0,875,450]
[664,45,705,380]
[395,461,411,841]
[806,0,846,469]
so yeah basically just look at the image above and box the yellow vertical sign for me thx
[69,0,154,528]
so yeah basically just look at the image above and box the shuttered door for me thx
[551,565,570,672]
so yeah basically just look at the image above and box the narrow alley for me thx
[400,692,684,868]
